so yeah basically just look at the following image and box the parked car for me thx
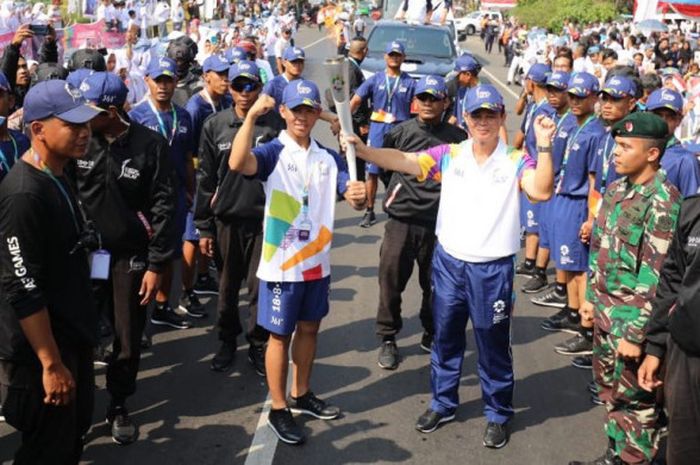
[361,20,459,81]
[456,10,502,36]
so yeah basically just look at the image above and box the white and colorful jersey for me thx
[417,140,535,262]
[252,131,349,282]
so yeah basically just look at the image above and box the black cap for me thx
[69,49,106,72]
[32,62,68,85]
[167,36,198,63]
[611,112,669,140]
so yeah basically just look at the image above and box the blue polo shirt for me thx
[454,85,468,129]
[551,111,578,176]
[662,139,700,198]
[185,91,233,153]
[521,98,556,160]
[591,129,619,194]
[0,129,30,182]
[555,116,605,197]
[129,100,194,197]
[355,70,415,147]
[263,74,298,112]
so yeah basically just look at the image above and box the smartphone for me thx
[28,24,49,35]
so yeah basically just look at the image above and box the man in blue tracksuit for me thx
[645,88,700,198]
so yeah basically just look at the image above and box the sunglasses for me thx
[231,80,260,92]
[416,94,443,103]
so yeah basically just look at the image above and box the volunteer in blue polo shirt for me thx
[129,56,199,330]
[447,54,481,131]
[542,72,607,362]
[646,88,700,198]
[350,40,416,228]
[186,54,233,147]
[0,71,29,183]
[345,84,557,450]
[516,63,555,278]
[263,46,306,111]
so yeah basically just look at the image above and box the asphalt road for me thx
[0,28,606,465]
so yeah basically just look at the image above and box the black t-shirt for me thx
[0,160,97,362]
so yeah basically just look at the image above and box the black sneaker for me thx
[419,332,433,353]
[587,380,598,395]
[178,290,207,318]
[415,408,455,433]
[378,340,399,370]
[94,345,111,367]
[569,447,621,465]
[531,288,567,308]
[483,421,509,449]
[515,261,535,277]
[267,408,305,445]
[521,274,548,294]
[150,304,193,329]
[359,210,376,228]
[193,274,219,296]
[211,341,237,372]
[287,391,340,420]
[572,355,593,370]
[541,313,580,334]
[106,406,138,445]
[554,333,593,356]
[248,343,266,377]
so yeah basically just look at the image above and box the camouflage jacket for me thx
[586,170,681,344]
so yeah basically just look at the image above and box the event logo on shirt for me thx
[287,163,298,173]
[218,142,232,151]
[118,159,140,180]
[76,159,95,170]
[492,167,508,183]
[688,236,700,248]
[6,236,36,291]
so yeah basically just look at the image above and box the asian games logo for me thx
[493,300,508,324]
[298,83,312,95]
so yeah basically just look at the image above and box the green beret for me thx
[611,112,669,140]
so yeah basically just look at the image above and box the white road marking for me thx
[299,35,330,50]
[243,395,278,465]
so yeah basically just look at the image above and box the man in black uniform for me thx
[71,72,176,445]
[639,196,700,465]
[168,36,204,107]
[376,75,467,370]
[194,61,283,373]
[0,80,104,464]
[348,37,370,182]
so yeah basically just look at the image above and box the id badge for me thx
[90,249,111,280]
[298,219,312,242]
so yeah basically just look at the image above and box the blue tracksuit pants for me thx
[430,243,515,425]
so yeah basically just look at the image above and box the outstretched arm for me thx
[342,132,422,176]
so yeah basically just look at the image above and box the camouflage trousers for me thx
[593,328,661,465]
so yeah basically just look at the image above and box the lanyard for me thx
[666,136,678,148]
[555,109,571,132]
[555,114,595,194]
[201,88,219,113]
[524,98,546,135]
[348,57,362,71]
[600,132,614,194]
[384,72,401,111]
[33,152,81,233]
[147,98,178,145]
[0,134,17,173]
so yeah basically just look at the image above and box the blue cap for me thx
[600,75,636,98]
[229,60,260,82]
[282,79,321,110]
[415,75,447,99]
[79,72,128,107]
[66,68,94,89]
[282,46,305,62]
[23,80,105,124]
[646,88,683,114]
[0,71,10,92]
[587,46,600,55]
[464,84,504,114]
[385,40,405,55]
[546,71,570,90]
[225,47,246,63]
[146,56,178,79]
[567,72,600,97]
[203,54,230,73]
[454,54,480,73]
[526,63,551,85]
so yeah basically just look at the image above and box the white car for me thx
[455,10,502,37]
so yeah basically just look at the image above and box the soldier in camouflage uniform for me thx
[570,112,682,465]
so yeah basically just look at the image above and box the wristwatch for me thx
[536,145,552,153]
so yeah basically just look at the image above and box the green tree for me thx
[512,0,620,32]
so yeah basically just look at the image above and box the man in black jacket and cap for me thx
[194,61,283,374]
[375,75,466,370]
[71,71,176,446]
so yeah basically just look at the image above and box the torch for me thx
[324,57,357,181]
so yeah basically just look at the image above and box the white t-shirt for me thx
[416,139,535,262]
[274,36,290,59]
[252,131,350,282]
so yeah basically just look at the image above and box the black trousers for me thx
[665,337,700,465]
[0,344,94,465]
[376,218,436,337]
[215,218,269,346]
[93,254,147,405]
